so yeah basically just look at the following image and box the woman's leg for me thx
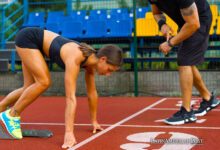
[10,46,51,117]
[0,63,34,112]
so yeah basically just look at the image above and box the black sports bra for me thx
[49,36,88,69]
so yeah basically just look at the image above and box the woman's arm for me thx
[60,44,83,148]
[62,59,80,148]
[85,67,103,133]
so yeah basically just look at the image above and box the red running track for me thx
[0,97,219,150]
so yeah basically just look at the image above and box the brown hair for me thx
[79,43,123,67]
[79,43,97,57]
[96,44,123,67]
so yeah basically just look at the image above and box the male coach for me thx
[148,0,220,125]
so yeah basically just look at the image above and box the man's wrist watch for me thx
[167,39,174,47]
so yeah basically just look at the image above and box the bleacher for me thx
[20,8,145,38]
[19,4,220,38]
[1,1,220,71]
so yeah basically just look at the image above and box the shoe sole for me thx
[0,121,13,139]
[195,101,220,117]
[0,114,22,139]
[211,100,220,108]
[164,118,197,125]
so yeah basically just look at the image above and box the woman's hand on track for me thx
[92,121,104,133]
[62,132,77,149]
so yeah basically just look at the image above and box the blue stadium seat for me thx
[83,21,107,38]
[128,13,134,29]
[72,10,87,16]
[61,21,83,39]
[136,7,148,18]
[71,10,87,21]
[84,15,96,21]
[22,12,45,27]
[47,11,64,24]
[44,11,64,33]
[99,14,117,30]
[110,8,129,20]
[89,9,107,16]
[110,8,128,15]
[44,23,59,34]
[82,15,96,31]
[129,7,148,18]
[99,14,108,21]
[57,16,74,32]
[107,20,132,37]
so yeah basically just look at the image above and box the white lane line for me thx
[69,98,167,150]
[21,123,220,130]
[149,108,220,111]
[21,123,95,126]
[21,122,64,125]
[167,97,203,100]
[118,124,220,130]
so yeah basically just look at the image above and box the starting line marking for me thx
[68,98,167,150]
[149,108,220,111]
[21,123,220,130]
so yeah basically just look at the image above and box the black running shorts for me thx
[15,27,44,54]
[177,23,211,66]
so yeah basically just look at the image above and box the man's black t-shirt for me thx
[148,0,212,27]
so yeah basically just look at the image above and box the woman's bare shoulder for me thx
[61,43,84,65]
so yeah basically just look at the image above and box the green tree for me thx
[136,0,149,7]
[74,0,81,10]
[118,0,128,8]
[1,1,23,41]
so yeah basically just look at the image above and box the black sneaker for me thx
[194,93,220,116]
[164,106,197,125]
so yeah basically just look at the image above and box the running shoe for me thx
[194,93,220,116]
[0,109,22,139]
[164,106,197,125]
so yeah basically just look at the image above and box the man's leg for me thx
[192,66,210,100]
[164,65,196,125]
[192,66,220,116]
[179,66,193,112]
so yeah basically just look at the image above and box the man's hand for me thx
[62,132,77,149]
[92,121,104,133]
[159,41,173,55]
[161,24,174,41]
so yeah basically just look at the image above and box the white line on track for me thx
[68,98,167,150]
[149,108,220,111]
[21,122,220,130]
[167,97,203,100]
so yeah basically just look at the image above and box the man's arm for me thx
[151,4,166,24]
[169,2,200,46]
[151,4,174,40]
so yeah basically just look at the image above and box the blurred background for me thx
[0,0,219,97]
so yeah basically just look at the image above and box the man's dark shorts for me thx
[177,23,211,66]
